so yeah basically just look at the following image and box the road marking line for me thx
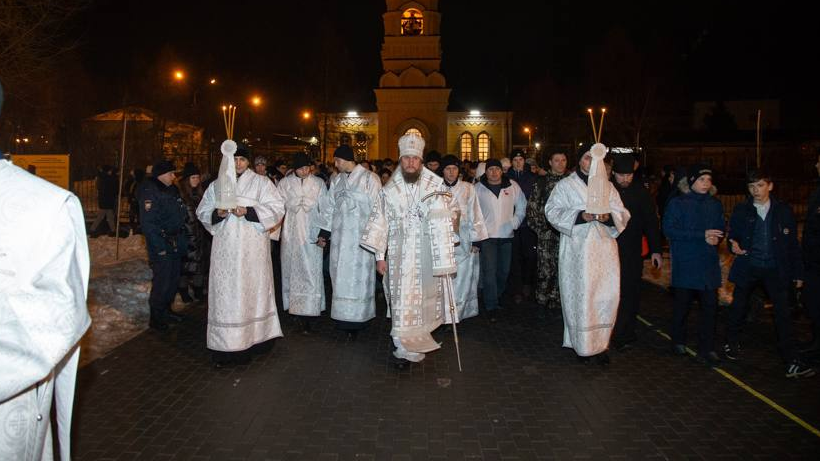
[636,315,820,438]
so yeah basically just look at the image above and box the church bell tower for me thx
[374,0,451,158]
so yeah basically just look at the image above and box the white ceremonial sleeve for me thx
[544,181,583,237]
[316,178,336,232]
[469,189,489,242]
[196,182,225,236]
[0,196,91,402]
[360,189,388,261]
[252,177,285,232]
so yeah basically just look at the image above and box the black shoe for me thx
[723,343,740,361]
[786,359,816,378]
[346,331,358,341]
[671,344,688,356]
[149,320,169,331]
[166,312,184,323]
[576,355,591,365]
[488,312,498,323]
[697,351,721,367]
[595,352,610,366]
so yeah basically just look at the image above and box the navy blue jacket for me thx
[662,191,725,290]
[727,197,802,286]
[137,178,188,261]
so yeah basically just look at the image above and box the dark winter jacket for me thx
[137,178,188,261]
[662,191,725,290]
[728,197,802,286]
[97,170,119,209]
[615,179,662,270]
[181,188,207,275]
[803,183,820,273]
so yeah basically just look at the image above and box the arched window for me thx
[404,127,423,138]
[477,132,490,161]
[460,132,473,161]
[401,8,424,36]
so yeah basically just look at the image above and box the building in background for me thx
[319,0,512,161]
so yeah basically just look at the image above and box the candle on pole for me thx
[587,108,598,143]
[597,108,607,143]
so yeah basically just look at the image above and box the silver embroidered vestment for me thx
[544,172,630,356]
[197,170,285,351]
[279,174,327,316]
[360,167,458,354]
[444,180,488,322]
[317,164,382,322]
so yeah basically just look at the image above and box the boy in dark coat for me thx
[662,164,724,365]
[724,170,814,378]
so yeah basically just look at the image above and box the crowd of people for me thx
[132,133,820,377]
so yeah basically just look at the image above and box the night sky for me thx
[74,0,820,137]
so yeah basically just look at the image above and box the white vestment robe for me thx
[197,170,285,351]
[544,172,630,356]
[318,164,381,323]
[0,159,91,461]
[360,167,458,359]
[279,174,327,316]
[444,180,488,322]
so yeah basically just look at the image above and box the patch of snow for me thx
[81,235,153,367]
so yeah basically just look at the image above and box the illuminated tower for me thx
[374,0,451,158]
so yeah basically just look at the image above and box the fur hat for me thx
[181,162,200,178]
[152,160,176,177]
[440,154,460,170]
[334,145,355,162]
[485,158,503,170]
[291,152,311,170]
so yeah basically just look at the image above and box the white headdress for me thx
[398,132,425,158]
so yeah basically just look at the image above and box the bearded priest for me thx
[361,132,459,369]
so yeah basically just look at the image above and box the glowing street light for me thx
[251,95,262,107]
[302,111,312,120]
[173,69,185,81]
[209,78,217,85]
[523,126,532,147]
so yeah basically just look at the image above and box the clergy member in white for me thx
[440,154,488,322]
[317,145,382,339]
[360,132,458,367]
[0,154,91,459]
[197,143,285,367]
[544,147,630,363]
[279,152,328,334]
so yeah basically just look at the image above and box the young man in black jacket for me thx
[724,170,814,378]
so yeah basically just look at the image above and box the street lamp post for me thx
[301,110,312,137]
[523,127,532,152]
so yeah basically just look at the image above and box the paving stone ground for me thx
[73,282,820,460]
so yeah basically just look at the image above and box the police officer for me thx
[138,159,188,331]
